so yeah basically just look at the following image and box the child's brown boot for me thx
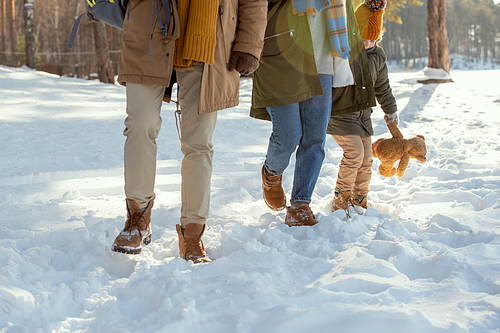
[351,193,368,215]
[332,188,352,214]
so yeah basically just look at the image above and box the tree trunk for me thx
[24,0,36,68]
[8,0,17,66]
[74,0,81,77]
[0,0,6,65]
[93,20,115,83]
[54,1,62,74]
[427,0,450,73]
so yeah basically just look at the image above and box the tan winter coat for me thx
[117,0,267,113]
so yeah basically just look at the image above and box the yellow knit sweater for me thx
[174,0,218,69]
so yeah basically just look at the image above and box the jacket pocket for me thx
[262,29,295,57]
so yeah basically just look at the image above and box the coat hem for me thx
[117,74,171,88]
[252,90,317,110]
[199,100,239,114]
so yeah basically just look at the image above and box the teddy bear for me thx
[372,116,427,178]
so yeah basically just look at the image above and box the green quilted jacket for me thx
[327,45,398,136]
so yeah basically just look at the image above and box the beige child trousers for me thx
[332,134,372,195]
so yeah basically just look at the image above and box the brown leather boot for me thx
[112,199,153,254]
[262,165,286,211]
[351,193,368,215]
[285,203,318,227]
[332,188,352,214]
[351,194,368,209]
[176,223,212,263]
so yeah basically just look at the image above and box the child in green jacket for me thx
[329,0,398,215]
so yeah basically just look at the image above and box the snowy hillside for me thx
[0,65,499,332]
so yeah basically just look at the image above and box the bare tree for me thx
[0,0,6,65]
[93,20,115,83]
[24,0,36,68]
[8,0,17,66]
[426,0,452,82]
[74,0,81,77]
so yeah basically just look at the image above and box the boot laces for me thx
[124,212,145,238]
[185,237,205,258]
[334,190,352,217]
[263,173,282,190]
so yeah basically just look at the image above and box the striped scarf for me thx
[291,0,350,60]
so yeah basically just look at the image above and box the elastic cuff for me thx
[290,199,311,207]
[180,218,206,228]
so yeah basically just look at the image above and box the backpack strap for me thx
[67,3,97,49]
[153,0,171,38]
[148,0,173,59]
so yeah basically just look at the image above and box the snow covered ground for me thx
[0,64,499,333]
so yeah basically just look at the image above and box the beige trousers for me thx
[124,63,217,226]
[332,135,372,195]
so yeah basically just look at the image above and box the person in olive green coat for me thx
[251,0,375,120]
[329,0,398,215]
[251,0,376,226]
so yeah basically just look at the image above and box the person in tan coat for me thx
[111,0,267,263]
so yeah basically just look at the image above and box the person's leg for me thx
[176,63,217,228]
[351,135,372,211]
[262,102,302,211]
[331,134,364,213]
[331,135,365,192]
[353,135,372,196]
[264,103,302,175]
[123,83,164,208]
[283,75,332,227]
[175,62,215,263]
[291,75,333,203]
[114,82,164,254]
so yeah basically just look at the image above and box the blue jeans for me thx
[265,75,333,203]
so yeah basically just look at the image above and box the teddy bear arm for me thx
[386,121,404,139]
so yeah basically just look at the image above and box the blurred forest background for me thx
[1,0,499,82]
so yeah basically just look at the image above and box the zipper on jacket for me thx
[218,5,229,66]
[264,29,295,40]
[358,56,366,90]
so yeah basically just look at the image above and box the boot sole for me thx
[264,196,286,211]
[285,220,318,227]
[111,233,152,255]
[263,188,286,211]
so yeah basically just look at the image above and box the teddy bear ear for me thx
[417,135,425,141]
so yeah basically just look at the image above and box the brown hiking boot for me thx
[262,165,286,211]
[351,193,368,215]
[112,199,153,254]
[177,223,212,263]
[285,203,318,227]
[332,188,352,213]
[351,194,368,209]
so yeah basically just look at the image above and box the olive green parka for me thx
[327,45,397,136]
[250,0,376,121]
